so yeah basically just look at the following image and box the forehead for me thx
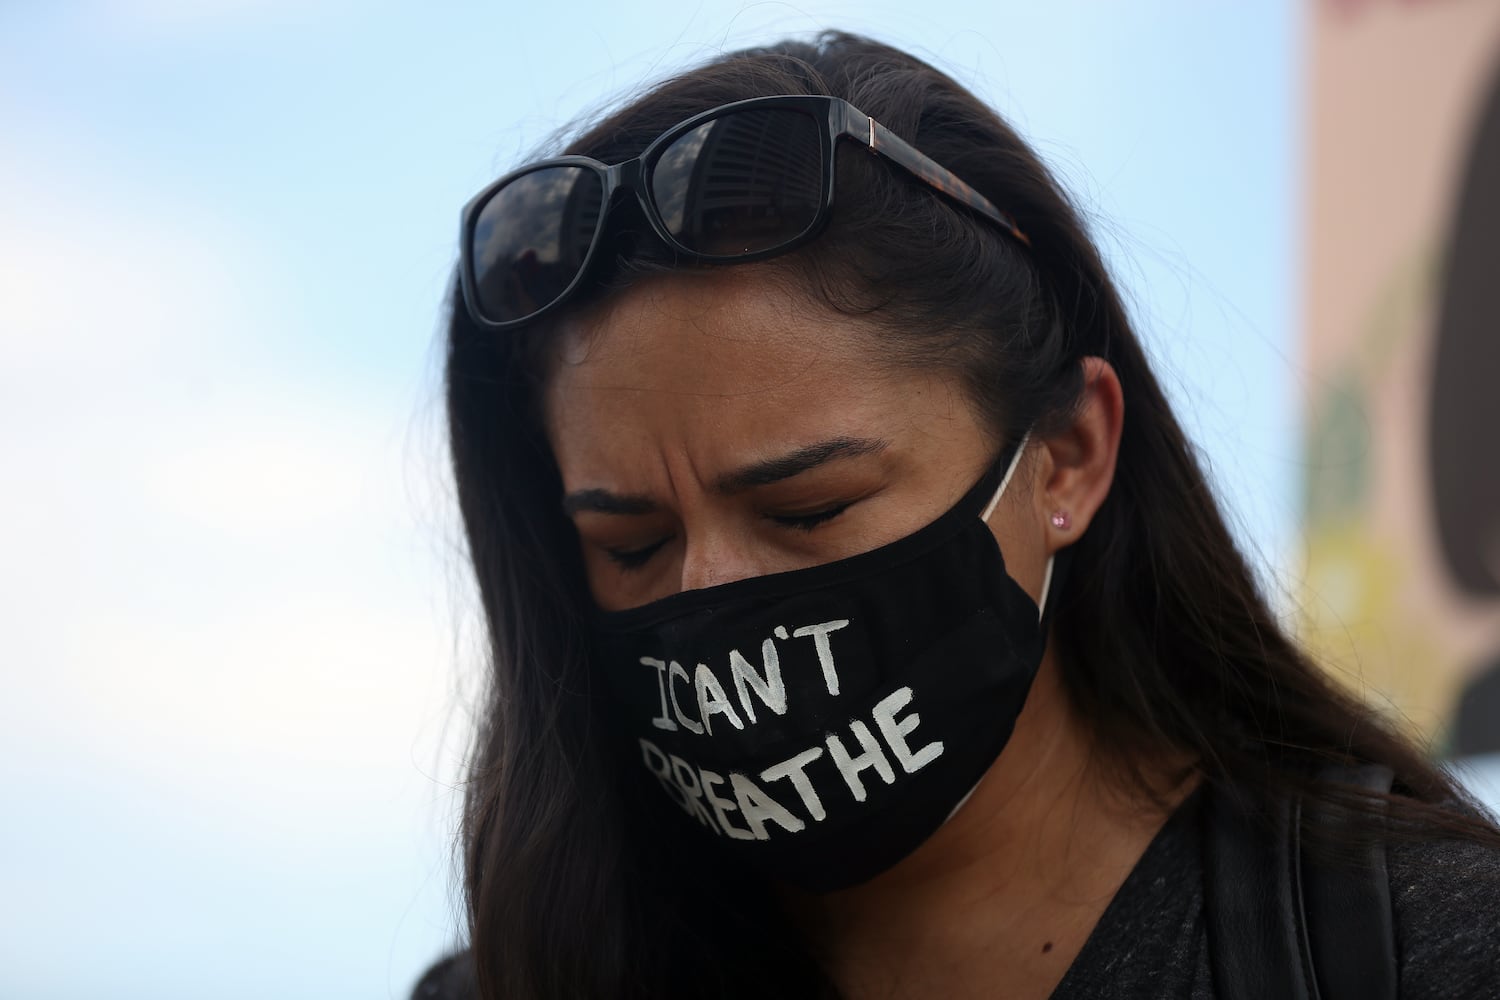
[547,269,879,393]
[542,270,935,459]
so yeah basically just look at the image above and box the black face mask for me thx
[591,438,1064,892]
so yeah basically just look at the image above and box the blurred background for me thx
[1,1,1496,996]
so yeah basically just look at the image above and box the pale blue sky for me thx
[0,2,1299,996]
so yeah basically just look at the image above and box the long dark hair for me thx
[444,32,1498,1000]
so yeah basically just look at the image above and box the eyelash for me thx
[601,503,854,571]
[766,502,852,532]
[605,538,670,570]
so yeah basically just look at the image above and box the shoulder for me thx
[1388,829,1500,999]
[410,950,477,1000]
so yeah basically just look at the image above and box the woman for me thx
[420,33,1500,999]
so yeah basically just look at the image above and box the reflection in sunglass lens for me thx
[651,109,823,256]
[471,165,605,324]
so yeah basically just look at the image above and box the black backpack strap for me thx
[1204,765,1397,1000]
[1203,776,1315,1000]
[1299,763,1397,1000]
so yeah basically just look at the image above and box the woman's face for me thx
[543,267,1049,612]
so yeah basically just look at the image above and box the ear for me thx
[1034,357,1123,553]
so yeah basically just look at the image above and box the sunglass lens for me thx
[650,108,823,256]
[470,165,605,324]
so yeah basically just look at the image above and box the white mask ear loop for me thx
[1036,555,1056,623]
[980,430,1031,523]
[976,430,1056,624]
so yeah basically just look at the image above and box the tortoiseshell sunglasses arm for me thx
[852,112,1031,248]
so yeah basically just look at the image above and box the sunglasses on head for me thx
[458,94,1030,330]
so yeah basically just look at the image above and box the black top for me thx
[1051,788,1214,997]
[413,792,1500,998]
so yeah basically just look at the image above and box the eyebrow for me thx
[561,489,658,517]
[711,436,890,494]
[560,436,890,516]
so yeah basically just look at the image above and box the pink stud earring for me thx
[1050,510,1072,531]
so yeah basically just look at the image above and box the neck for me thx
[778,652,1197,1000]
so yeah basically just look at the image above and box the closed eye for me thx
[604,536,672,570]
[599,498,860,570]
[766,502,852,532]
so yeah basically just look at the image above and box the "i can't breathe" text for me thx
[634,618,944,841]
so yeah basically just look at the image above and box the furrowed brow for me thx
[562,489,659,517]
[713,436,890,494]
